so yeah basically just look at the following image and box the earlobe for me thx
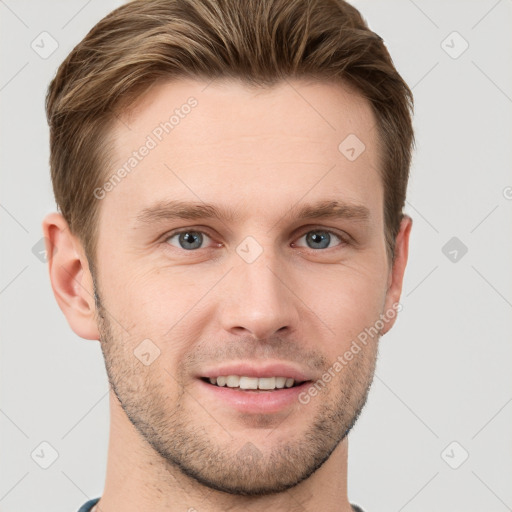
[381,214,413,335]
[42,212,100,340]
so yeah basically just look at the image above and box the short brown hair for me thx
[46,0,413,270]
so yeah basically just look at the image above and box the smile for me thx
[203,375,305,390]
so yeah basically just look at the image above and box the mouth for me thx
[200,375,309,391]
[197,373,313,414]
[196,362,315,413]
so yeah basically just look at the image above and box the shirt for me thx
[77,497,366,511]
[77,498,99,512]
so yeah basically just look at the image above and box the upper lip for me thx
[199,362,314,382]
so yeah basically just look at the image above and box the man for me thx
[43,0,413,510]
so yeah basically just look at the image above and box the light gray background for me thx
[1,1,511,511]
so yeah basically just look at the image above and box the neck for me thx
[95,392,354,512]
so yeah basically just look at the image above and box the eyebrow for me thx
[134,199,370,226]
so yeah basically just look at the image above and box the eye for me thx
[162,227,348,253]
[165,230,213,250]
[293,229,347,250]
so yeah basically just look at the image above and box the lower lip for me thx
[198,379,311,414]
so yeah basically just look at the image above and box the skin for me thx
[43,78,411,512]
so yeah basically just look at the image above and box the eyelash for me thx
[162,227,350,252]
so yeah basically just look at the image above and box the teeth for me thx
[206,375,298,390]
[275,377,286,389]
[257,377,275,390]
[226,375,240,388]
[239,376,259,389]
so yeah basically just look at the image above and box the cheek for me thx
[104,269,214,365]
[128,266,217,318]
[100,245,389,358]
[306,267,388,344]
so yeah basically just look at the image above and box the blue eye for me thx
[166,230,211,250]
[163,228,347,253]
[295,230,344,250]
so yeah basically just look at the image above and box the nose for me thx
[218,247,301,340]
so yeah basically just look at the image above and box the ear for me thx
[42,212,100,340]
[381,214,412,335]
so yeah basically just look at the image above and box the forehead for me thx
[102,78,382,225]
[117,77,377,152]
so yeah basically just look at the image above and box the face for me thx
[92,78,398,495]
